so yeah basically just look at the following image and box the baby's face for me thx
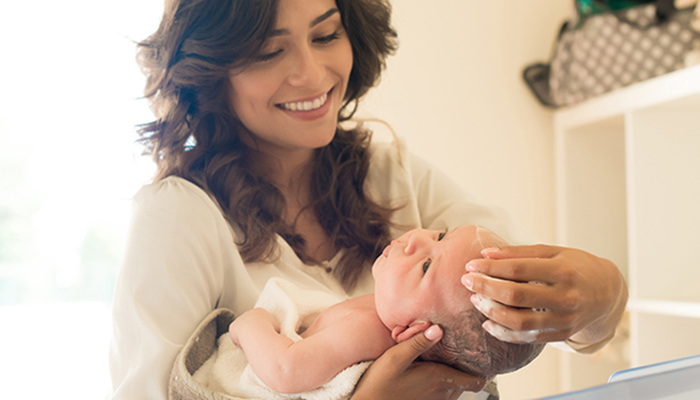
[372,225,507,335]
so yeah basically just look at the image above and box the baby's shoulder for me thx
[312,295,375,328]
[334,296,395,356]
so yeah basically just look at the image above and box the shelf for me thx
[554,64,700,130]
[628,299,700,319]
[554,63,700,393]
[625,98,700,303]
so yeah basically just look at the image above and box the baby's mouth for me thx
[382,242,393,257]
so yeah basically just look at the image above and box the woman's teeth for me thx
[280,92,328,112]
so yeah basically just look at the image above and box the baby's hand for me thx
[229,308,280,347]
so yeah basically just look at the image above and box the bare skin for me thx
[230,306,489,398]
[229,295,393,393]
[229,226,499,396]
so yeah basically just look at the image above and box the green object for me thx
[576,0,655,16]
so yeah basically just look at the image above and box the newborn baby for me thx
[229,225,545,394]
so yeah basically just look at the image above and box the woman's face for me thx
[228,0,353,160]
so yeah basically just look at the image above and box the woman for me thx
[109,0,628,399]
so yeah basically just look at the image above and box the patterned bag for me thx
[524,1,700,107]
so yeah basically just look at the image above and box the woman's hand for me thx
[352,324,490,400]
[461,244,628,352]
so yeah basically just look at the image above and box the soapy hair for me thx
[423,307,545,378]
[421,226,545,377]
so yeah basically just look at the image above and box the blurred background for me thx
[0,1,159,398]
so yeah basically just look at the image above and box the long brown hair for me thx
[136,0,398,290]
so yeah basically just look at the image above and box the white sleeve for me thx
[408,152,533,245]
[108,178,233,400]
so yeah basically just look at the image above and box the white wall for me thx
[358,1,573,398]
[359,0,572,244]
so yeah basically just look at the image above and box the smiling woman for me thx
[0,1,161,398]
[107,1,627,400]
[228,1,353,162]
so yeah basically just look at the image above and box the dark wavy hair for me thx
[135,0,398,290]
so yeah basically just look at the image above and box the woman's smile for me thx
[276,88,334,121]
[278,88,330,111]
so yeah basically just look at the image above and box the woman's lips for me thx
[278,90,330,112]
[276,88,334,122]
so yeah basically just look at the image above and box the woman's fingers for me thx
[387,325,488,392]
[481,320,558,344]
[469,293,575,342]
[352,324,490,399]
[481,244,562,260]
[462,272,563,311]
[462,244,628,347]
[390,324,444,370]
[467,247,568,285]
[412,328,488,391]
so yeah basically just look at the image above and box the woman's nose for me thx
[287,46,324,88]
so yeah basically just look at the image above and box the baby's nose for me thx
[404,232,429,255]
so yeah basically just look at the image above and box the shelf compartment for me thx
[630,312,700,367]
[626,102,700,303]
[555,115,629,279]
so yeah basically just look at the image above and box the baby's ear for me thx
[393,321,431,342]
[391,326,407,342]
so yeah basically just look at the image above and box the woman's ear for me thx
[393,321,431,342]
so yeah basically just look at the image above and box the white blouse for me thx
[108,137,526,400]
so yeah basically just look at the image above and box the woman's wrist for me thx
[568,269,628,353]
[565,331,615,353]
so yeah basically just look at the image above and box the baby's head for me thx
[372,225,544,378]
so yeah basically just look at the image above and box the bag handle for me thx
[577,0,676,29]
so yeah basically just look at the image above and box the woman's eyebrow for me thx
[311,8,339,27]
[270,8,340,37]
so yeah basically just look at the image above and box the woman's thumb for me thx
[393,324,443,368]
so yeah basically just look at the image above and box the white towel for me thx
[193,278,372,400]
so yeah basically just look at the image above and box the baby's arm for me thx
[229,307,394,394]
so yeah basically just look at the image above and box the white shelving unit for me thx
[554,64,700,393]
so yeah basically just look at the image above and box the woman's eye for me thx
[438,231,447,241]
[314,31,340,45]
[256,49,282,62]
[422,259,431,274]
